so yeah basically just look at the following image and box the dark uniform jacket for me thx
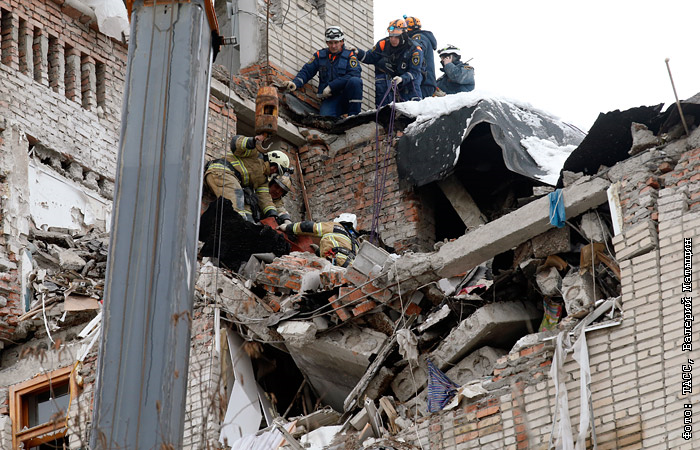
[437,61,475,94]
[408,29,438,97]
[293,47,361,95]
[358,37,424,87]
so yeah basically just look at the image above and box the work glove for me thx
[275,214,292,225]
[319,85,332,99]
[392,76,403,86]
[277,223,290,232]
[432,89,446,97]
[284,80,297,92]
[377,58,395,74]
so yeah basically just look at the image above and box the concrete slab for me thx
[433,176,611,278]
[430,301,541,370]
[390,356,428,403]
[284,326,388,412]
[437,175,487,231]
[445,346,507,386]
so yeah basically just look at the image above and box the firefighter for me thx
[436,45,475,94]
[403,15,438,98]
[278,213,360,267]
[356,18,424,108]
[269,174,293,225]
[204,135,291,222]
[284,26,363,118]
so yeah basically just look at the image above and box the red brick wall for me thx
[298,134,436,252]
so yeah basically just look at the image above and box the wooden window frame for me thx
[9,366,72,450]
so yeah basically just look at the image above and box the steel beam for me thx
[91,1,213,448]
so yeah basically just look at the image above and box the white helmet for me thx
[334,213,357,229]
[268,151,290,172]
[325,26,344,42]
[438,45,462,59]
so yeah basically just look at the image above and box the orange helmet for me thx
[387,19,407,36]
[403,16,421,31]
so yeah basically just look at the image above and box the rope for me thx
[370,80,399,244]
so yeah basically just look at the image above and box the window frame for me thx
[9,366,72,450]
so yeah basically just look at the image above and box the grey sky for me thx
[373,0,699,131]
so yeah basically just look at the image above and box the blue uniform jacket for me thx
[436,61,475,94]
[408,29,437,96]
[357,37,424,88]
[293,47,361,95]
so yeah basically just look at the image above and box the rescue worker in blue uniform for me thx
[356,19,424,108]
[204,135,291,223]
[436,45,475,94]
[285,26,363,117]
[403,16,438,98]
[278,213,360,267]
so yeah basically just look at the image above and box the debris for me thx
[561,269,595,318]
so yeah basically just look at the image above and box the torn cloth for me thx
[549,331,595,450]
[549,189,566,228]
[427,359,460,413]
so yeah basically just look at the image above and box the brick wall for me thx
[183,301,222,449]
[0,0,126,178]
[299,130,436,252]
[395,147,700,449]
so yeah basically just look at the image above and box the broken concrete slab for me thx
[561,269,595,318]
[196,264,277,342]
[437,175,487,231]
[277,320,318,345]
[629,122,661,156]
[391,356,428,403]
[432,176,611,278]
[284,326,388,412]
[535,266,562,297]
[51,246,87,271]
[430,301,541,370]
[531,226,570,258]
[580,211,608,242]
[445,346,507,386]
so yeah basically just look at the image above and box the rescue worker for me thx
[403,15,438,98]
[204,135,291,223]
[436,45,475,94]
[356,18,424,108]
[269,174,293,225]
[278,213,360,267]
[285,26,363,118]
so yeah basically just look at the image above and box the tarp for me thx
[395,97,585,187]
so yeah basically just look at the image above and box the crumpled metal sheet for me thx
[396,98,585,187]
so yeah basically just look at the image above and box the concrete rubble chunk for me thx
[535,266,562,297]
[390,355,428,403]
[51,246,87,271]
[579,211,608,242]
[629,122,661,156]
[430,301,541,370]
[561,269,595,318]
[283,326,388,412]
[531,226,570,258]
[196,264,277,342]
[277,320,317,345]
[445,346,507,386]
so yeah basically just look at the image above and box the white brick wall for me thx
[267,0,376,111]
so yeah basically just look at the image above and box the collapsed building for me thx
[0,1,698,450]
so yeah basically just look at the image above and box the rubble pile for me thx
[196,200,623,448]
[11,228,107,340]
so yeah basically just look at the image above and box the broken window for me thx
[9,366,72,450]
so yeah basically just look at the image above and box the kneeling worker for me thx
[278,213,360,267]
[285,26,363,118]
